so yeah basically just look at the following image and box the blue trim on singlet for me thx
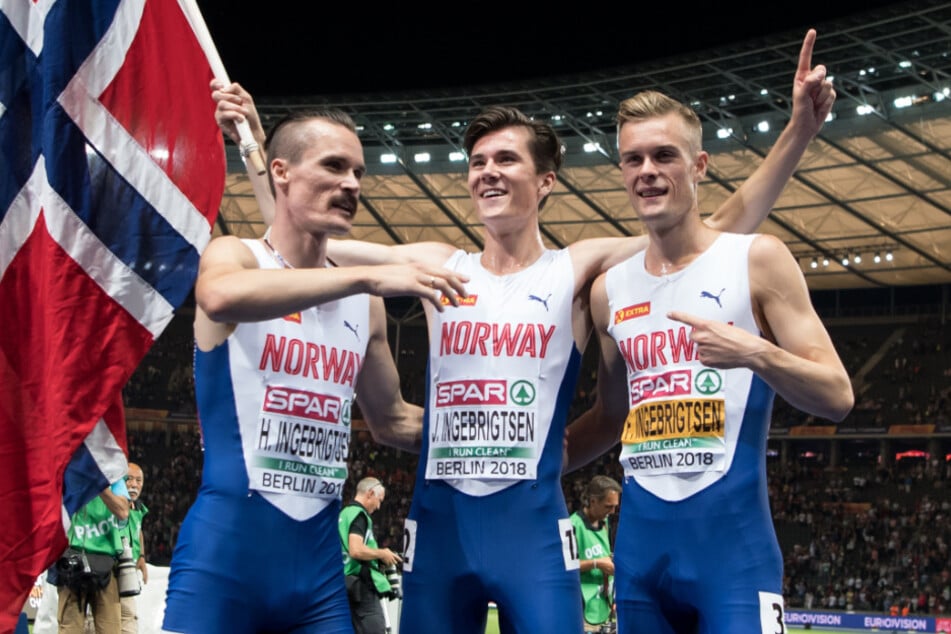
[193,341,250,496]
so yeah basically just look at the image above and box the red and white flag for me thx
[0,0,225,627]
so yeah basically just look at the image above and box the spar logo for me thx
[695,369,722,395]
[510,380,536,406]
[629,369,691,404]
[283,312,302,323]
[263,386,342,423]
[435,379,506,406]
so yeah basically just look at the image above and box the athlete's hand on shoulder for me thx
[667,311,767,370]
[366,263,469,312]
[210,80,265,147]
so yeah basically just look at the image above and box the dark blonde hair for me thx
[616,90,702,153]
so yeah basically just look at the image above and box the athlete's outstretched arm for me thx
[327,239,457,269]
[565,274,630,472]
[194,236,467,350]
[355,297,423,453]
[704,29,835,234]
[668,235,853,421]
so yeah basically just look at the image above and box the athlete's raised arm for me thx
[569,29,835,289]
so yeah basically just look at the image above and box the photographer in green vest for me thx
[339,477,402,634]
[570,475,621,632]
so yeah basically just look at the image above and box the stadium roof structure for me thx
[215,0,951,292]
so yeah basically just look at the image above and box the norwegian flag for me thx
[0,0,225,626]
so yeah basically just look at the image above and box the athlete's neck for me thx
[480,228,545,275]
[645,221,718,277]
[263,224,328,270]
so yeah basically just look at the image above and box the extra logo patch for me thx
[615,302,650,324]
[440,294,479,306]
[283,312,302,324]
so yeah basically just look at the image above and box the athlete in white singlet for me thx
[569,89,853,634]
[162,109,466,634]
[163,241,371,633]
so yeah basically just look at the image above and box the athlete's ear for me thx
[538,171,556,199]
[271,157,289,191]
[693,151,709,182]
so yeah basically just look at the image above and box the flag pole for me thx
[177,0,266,175]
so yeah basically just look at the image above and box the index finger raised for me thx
[798,29,817,75]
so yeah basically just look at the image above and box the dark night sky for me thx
[196,1,911,98]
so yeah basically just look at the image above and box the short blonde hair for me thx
[616,90,703,154]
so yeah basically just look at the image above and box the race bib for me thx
[620,396,727,477]
[426,377,540,481]
[249,384,351,499]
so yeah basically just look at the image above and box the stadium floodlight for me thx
[583,142,601,153]
[382,124,395,131]
[380,153,397,164]
[810,257,818,269]
[853,253,862,264]
[893,96,914,109]
[756,121,770,133]
[417,123,432,130]
[448,151,465,162]
[822,257,830,267]
[856,105,875,116]
[414,152,431,163]
[874,252,882,264]
[716,128,732,139]
[841,254,850,267]
[885,250,894,262]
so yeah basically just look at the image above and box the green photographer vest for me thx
[339,503,391,595]
[570,511,612,625]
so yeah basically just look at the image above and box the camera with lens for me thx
[383,563,402,601]
[116,536,140,597]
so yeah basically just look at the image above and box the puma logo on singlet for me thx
[700,288,726,308]
[528,293,552,311]
[344,320,360,341]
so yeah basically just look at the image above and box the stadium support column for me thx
[879,438,893,468]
